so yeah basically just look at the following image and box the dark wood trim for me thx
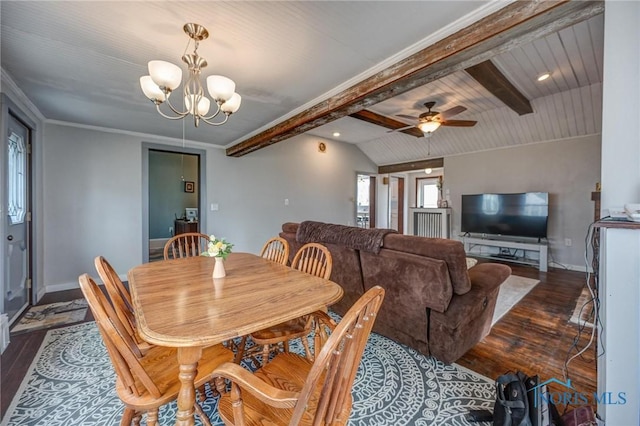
[369,176,377,228]
[465,60,533,115]
[226,1,603,157]
[350,110,423,138]
[378,158,444,174]
[398,178,404,234]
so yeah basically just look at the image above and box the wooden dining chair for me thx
[163,232,211,260]
[212,286,385,426]
[94,256,151,355]
[78,273,234,426]
[95,255,213,400]
[245,243,333,364]
[259,236,290,266]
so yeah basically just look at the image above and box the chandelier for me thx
[139,23,241,127]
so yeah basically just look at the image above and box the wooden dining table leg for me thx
[175,346,203,426]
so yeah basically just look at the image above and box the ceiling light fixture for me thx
[140,23,241,127]
[418,121,441,134]
[537,72,551,82]
[332,132,341,137]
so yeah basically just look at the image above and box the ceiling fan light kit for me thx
[394,100,477,137]
[140,23,241,127]
[418,121,441,134]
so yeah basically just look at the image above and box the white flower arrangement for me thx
[200,235,233,259]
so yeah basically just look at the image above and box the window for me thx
[8,130,26,224]
[416,177,439,208]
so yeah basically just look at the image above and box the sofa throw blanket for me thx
[296,221,396,254]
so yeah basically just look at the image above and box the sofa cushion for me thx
[382,234,472,295]
[360,249,452,313]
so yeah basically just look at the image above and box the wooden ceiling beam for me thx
[226,0,603,157]
[378,158,444,175]
[465,60,533,115]
[350,110,424,138]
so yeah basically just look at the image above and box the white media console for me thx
[462,236,548,272]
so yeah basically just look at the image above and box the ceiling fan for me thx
[393,101,477,135]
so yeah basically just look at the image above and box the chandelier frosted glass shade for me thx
[139,23,240,127]
[148,60,182,91]
[140,76,166,103]
[418,121,441,134]
[185,94,211,116]
[220,93,242,114]
[207,75,236,102]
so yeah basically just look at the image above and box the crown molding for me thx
[1,67,46,121]
[44,119,226,150]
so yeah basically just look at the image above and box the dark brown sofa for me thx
[280,221,511,364]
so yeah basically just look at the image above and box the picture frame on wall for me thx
[184,181,195,193]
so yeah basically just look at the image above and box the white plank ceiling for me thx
[0,2,603,166]
[308,14,604,165]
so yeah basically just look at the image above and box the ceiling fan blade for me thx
[441,119,477,127]
[387,124,417,133]
[396,114,419,120]
[440,105,467,118]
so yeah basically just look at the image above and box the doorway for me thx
[2,97,34,325]
[356,174,376,228]
[141,143,207,263]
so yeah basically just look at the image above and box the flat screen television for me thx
[461,192,549,239]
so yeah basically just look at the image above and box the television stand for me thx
[463,236,548,272]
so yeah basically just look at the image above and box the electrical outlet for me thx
[564,238,572,247]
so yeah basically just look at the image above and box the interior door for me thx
[389,176,405,233]
[4,113,30,323]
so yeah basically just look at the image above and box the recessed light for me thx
[537,72,551,82]
[424,168,433,174]
[332,132,341,137]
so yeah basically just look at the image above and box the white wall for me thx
[597,1,640,424]
[41,123,376,291]
[43,125,144,291]
[444,135,601,270]
[205,133,377,252]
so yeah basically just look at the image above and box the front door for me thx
[3,113,31,324]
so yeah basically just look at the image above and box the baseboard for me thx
[45,273,128,293]
[149,238,170,250]
[549,263,591,273]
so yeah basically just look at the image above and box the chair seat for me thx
[116,343,233,411]
[250,317,309,343]
[217,353,351,426]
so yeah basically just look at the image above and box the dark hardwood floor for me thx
[1,261,597,421]
[458,260,598,416]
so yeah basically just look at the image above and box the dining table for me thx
[127,252,344,426]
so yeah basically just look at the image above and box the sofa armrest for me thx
[431,262,511,331]
[468,262,512,294]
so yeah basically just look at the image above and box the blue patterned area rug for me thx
[2,321,495,426]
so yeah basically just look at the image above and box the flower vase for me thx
[212,256,226,279]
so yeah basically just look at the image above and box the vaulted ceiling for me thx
[309,13,603,165]
[0,1,604,167]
